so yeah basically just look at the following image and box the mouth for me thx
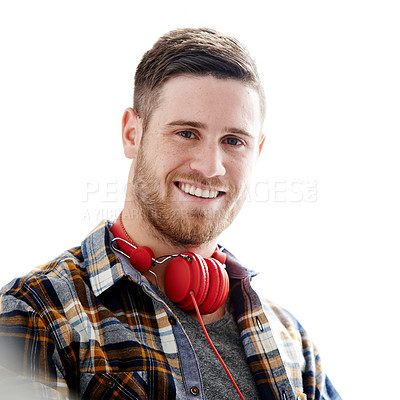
[175,181,225,199]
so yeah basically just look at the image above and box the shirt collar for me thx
[81,220,129,297]
[81,220,257,297]
[224,250,258,280]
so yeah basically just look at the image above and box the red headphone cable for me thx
[189,291,246,400]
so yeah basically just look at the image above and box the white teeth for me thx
[178,182,220,199]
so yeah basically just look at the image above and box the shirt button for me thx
[190,386,200,396]
[106,379,115,389]
[256,316,264,331]
[168,316,177,325]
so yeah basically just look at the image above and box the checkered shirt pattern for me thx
[0,221,341,400]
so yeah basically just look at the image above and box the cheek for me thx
[163,146,195,175]
[227,158,253,186]
[142,142,181,180]
[162,156,183,178]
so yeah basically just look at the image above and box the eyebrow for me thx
[166,120,254,138]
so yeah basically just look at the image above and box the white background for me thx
[1,1,399,399]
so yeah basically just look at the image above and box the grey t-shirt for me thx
[146,280,260,399]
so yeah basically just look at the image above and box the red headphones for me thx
[110,214,229,315]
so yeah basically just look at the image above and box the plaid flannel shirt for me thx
[0,221,341,399]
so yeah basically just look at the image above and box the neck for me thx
[116,207,227,323]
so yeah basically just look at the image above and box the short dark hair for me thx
[134,28,265,130]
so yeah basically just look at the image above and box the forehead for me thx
[152,75,262,134]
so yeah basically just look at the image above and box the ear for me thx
[258,133,266,156]
[122,107,142,159]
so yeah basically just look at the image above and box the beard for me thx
[131,141,247,247]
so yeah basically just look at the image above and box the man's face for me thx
[132,75,263,246]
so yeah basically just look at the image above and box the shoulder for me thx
[0,246,86,314]
[257,294,318,356]
[259,297,307,359]
[258,295,342,399]
[261,298,305,334]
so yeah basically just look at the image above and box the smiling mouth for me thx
[175,182,225,199]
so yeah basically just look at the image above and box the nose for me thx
[189,143,226,178]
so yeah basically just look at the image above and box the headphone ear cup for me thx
[179,253,208,310]
[199,258,229,315]
[129,246,154,272]
[212,249,227,265]
[164,252,209,310]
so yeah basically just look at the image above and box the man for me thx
[0,28,341,399]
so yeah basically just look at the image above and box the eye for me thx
[223,137,244,147]
[177,130,196,139]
